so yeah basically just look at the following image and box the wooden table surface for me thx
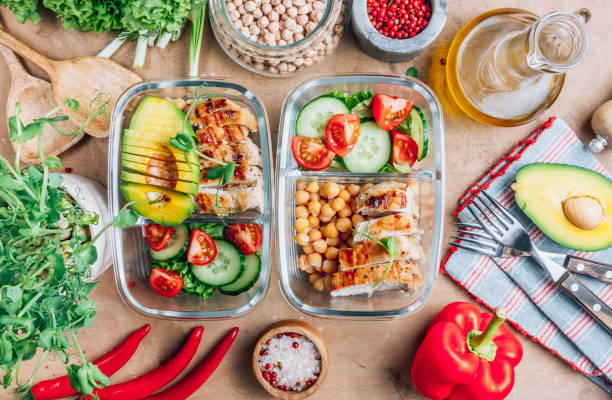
[1,1,611,399]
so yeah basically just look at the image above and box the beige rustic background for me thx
[0,0,611,399]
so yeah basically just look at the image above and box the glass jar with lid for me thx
[209,0,349,76]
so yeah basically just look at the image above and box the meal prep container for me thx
[277,74,445,319]
[209,0,349,77]
[108,78,274,320]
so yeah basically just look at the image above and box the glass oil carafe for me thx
[446,8,590,127]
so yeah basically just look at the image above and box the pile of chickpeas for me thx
[294,180,376,291]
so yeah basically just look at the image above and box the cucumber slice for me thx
[219,253,261,295]
[296,96,349,139]
[351,98,373,119]
[190,239,245,286]
[149,225,189,262]
[409,106,428,160]
[342,121,392,173]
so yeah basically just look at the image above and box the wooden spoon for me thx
[0,44,84,163]
[0,28,141,138]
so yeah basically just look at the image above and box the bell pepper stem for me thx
[471,307,507,354]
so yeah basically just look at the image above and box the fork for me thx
[463,190,612,332]
[450,223,612,284]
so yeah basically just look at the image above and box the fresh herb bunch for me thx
[0,0,40,24]
[41,0,122,32]
[0,100,138,398]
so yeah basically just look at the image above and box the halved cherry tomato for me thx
[391,131,418,167]
[372,94,414,131]
[291,136,335,171]
[187,229,217,265]
[325,114,361,157]
[144,224,173,251]
[149,268,184,298]
[226,223,262,255]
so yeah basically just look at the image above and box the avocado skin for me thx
[514,163,612,251]
[121,182,194,226]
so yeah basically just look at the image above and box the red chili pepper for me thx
[31,324,151,400]
[411,303,523,400]
[146,327,239,400]
[82,326,204,400]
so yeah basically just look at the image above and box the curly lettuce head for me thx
[42,0,121,32]
[120,0,191,34]
[1,0,41,24]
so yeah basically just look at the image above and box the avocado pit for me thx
[562,195,605,230]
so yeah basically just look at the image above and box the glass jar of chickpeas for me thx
[293,180,365,291]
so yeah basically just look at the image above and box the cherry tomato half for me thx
[187,229,217,265]
[144,224,173,251]
[391,131,418,167]
[226,223,262,255]
[325,113,361,157]
[149,268,184,298]
[291,136,335,171]
[372,94,414,131]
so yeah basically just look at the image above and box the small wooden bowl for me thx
[252,320,329,400]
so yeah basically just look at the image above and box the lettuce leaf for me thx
[152,259,215,299]
[187,222,225,239]
[42,0,122,32]
[1,0,40,24]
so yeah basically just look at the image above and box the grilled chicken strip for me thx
[195,125,251,146]
[196,181,264,214]
[353,213,421,242]
[331,260,422,297]
[197,142,262,167]
[190,98,258,131]
[199,165,262,187]
[338,235,424,271]
[356,182,416,216]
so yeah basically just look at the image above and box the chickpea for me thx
[321,203,336,218]
[295,218,308,232]
[309,192,320,202]
[322,259,337,274]
[336,217,352,233]
[313,278,325,291]
[306,181,319,193]
[308,229,322,241]
[323,223,339,238]
[326,237,340,246]
[295,205,308,219]
[308,201,321,216]
[361,183,374,192]
[319,214,332,223]
[308,215,320,227]
[325,246,339,260]
[347,184,361,196]
[309,273,322,284]
[298,255,308,271]
[337,184,346,191]
[307,253,322,269]
[351,213,365,226]
[312,239,327,254]
[302,244,314,254]
[296,179,307,190]
[323,182,339,199]
[338,205,352,218]
[330,197,345,211]
[295,232,309,246]
[338,189,350,202]
[294,190,309,204]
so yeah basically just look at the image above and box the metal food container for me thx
[108,78,274,319]
[276,73,445,318]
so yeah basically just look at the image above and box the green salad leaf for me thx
[42,0,122,32]
[153,259,215,299]
[187,222,225,239]
[0,0,40,24]
[327,90,373,109]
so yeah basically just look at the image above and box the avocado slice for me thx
[122,153,197,173]
[122,141,199,165]
[513,163,612,251]
[129,96,195,136]
[121,182,193,226]
[122,160,199,183]
[121,171,198,195]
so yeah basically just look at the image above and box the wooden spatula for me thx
[0,44,84,163]
[0,28,141,138]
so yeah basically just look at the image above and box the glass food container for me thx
[277,74,445,319]
[108,78,274,320]
[209,0,349,77]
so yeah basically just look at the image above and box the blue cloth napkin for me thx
[442,117,612,393]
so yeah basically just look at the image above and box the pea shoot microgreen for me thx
[0,97,135,398]
[352,230,398,291]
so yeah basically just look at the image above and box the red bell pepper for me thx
[411,302,523,400]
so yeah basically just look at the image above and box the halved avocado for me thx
[122,160,199,183]
[513,163,612,251]
[124,128,188,144]
[129,96,195,136]
[122,153,197,173]
[122,141,199,165]
[121,182,193,226]
[121,171,198,195]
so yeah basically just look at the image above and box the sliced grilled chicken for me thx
[331,260,422,297]
[197,142,262,168]
[195,181,264,214]
[190,98,258,131]
[338,235,424,271]
[199,165,262,187]
[353,213,421,242]
[356,182,416,216]
[195,125,250,146]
